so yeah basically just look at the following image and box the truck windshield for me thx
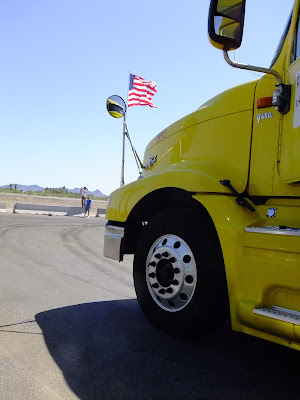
[270,9,292,67]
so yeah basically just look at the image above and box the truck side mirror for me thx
[208,0,246,51]
[106,95,126,118]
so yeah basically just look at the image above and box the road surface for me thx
[0,214,298,400]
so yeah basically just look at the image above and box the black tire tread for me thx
[133,208,229,338]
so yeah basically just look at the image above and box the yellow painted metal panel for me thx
[146,80,257,153]
[279,0,300,183]
[193,195,300,346]
[279,59,300,183]
[248,75,281,196]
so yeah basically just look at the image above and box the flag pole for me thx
[120,72,131,187]
[120,112,126,187]
[125,72,142,172]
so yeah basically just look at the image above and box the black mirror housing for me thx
[208,0,246,51]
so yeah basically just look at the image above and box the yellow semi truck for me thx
[104,0,300,351]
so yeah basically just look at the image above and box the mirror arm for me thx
[124,121,145,173]
[223,50,283,85]
[223,50,291,114]
[120,112,145,187]
[120,118,126,187]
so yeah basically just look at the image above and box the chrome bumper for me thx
[103,224,125,261]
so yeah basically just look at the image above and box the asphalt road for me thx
[0,214,298,400]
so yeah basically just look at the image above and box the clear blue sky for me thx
[0,0,294,196]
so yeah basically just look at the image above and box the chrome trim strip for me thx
[253,306,300,326]
[245,226,300,236]
[103,225,125,261]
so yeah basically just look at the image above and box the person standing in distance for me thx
[84,196,92,218]
[81,186,88,207]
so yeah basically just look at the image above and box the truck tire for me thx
[133,208,229,337]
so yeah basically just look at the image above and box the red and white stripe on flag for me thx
[128,74,157,108]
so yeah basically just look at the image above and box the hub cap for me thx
[146,234,197,312]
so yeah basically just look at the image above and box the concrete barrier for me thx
[0,202,7,213]
[66,207,86,217]
[96,208,107,218]
[14,203,85,217]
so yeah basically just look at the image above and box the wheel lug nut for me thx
[166,288,173,293]
[149,261,156,267]
[172,280,178,285]
[183,255,191,263]
[158,288,165,294]
[148,272,155,278]
[162,252,169,257]
[154,254,161,259]
[151,283,159,288]
[170,257,175,263]
[173,268,180,274]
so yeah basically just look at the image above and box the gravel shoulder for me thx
[0,192,108,216]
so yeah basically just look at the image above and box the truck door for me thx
[280,11,300,184]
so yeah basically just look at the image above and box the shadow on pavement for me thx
[36,300,298,400]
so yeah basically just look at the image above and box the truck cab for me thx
[104,0,300,350]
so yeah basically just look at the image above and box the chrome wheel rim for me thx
[146,234,197,312]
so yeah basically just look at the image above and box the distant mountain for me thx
[91,189,106,197]
[68,187,81,194]
[0,184,107,197]
[68,187,106,197]
[1,184,44,192]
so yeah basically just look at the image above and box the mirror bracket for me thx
[224,50,290,114]
[272,83,291,115]
[223,50,283,85]
[223,50,290,115]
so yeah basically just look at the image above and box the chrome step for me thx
[245,226,300,236]
[253,306,300,326]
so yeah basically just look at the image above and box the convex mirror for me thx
[208,0,246,51]
[106,95,126,118]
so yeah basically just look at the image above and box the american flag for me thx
[128,74,157,108]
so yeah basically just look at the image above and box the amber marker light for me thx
[257,97,273,109]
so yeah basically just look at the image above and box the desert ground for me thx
[0,192,108,216]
